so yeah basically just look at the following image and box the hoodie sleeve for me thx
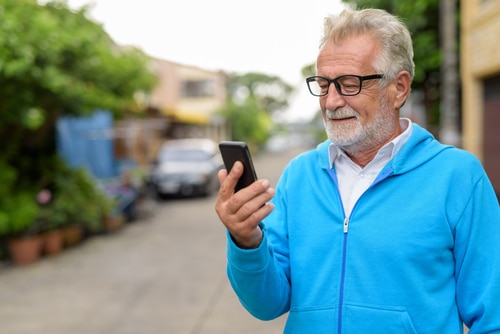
[454,168,500,333]
[225,161,295,321]
[226,226,291,320]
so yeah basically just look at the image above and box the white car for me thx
[149,138,223,197]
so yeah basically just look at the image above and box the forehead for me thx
[316,34,381,76]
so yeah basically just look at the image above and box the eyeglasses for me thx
[306,74,385,97]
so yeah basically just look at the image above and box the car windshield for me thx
[159,149,211,162]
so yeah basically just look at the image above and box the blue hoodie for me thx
[226,124,500,333]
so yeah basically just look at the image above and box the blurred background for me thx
[0,0,497,332]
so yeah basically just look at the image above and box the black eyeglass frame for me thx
[306,74,385,97]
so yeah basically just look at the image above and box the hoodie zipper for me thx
[327,166,393,334]
[337,217,349,334]
[343,217,349,233]
[327,168,349,334]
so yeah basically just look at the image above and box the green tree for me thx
[0,0,156,239]
[218,97,272,151]
[0,0,156,188]
[229,72,294,116]
[218,72,294,149]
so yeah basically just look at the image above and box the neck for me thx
[342,124,403,168]
[343,146,382,168]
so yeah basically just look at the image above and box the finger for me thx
[229,201,274,248]
[217,168,228,185]
[219,161,244,197]
[233,182,274,221]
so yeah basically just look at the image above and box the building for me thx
[113,58,229,167]
[461,0,500,194]
[149,58,228,141]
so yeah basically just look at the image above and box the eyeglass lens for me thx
[309,75,362,96]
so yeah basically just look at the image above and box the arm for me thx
[455,172,500,333]
[226,226,291,320]
[215,161,291,319]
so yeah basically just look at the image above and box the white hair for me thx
[320,8,415,81]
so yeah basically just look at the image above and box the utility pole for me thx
[439,0,461,146]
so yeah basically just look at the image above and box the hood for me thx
[389,124,453,175]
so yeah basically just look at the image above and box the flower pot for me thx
[62,224,83,247]
[103,214,124,233]
[42,229,63,256]
[8,235,43,265]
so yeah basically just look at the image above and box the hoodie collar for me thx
[327,118,413,168]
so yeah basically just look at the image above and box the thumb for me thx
[219,161,243,196]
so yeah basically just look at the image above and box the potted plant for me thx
[69,167,107,235]
[36,189,66,256]
[0,192,42,265]
[101,195,123,233]
[52,166,109,242]
[0,162,42,265]
[51,167,86,247]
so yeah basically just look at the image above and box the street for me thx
[0,147,307,334]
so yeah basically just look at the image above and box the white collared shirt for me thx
[328,118,413,217]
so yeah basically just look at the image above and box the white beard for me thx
[323,94,398,155]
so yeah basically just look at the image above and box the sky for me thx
[65,0,347,121]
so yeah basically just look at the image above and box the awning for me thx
[162,107,211,125]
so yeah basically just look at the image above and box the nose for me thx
[322,82,347,111]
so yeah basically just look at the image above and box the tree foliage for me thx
[0,0,156,156]
[0,0,156,219]
[218,72,294,149]
[227,72,294,115]
[218,98,272,151]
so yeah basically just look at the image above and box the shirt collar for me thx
[328,118,413,167]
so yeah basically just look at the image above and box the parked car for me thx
[149,138,223,197]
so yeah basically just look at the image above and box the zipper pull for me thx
[343,217,349,233]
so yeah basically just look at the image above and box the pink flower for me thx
[37,189,52,205]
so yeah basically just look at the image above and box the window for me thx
[181,80,215,97]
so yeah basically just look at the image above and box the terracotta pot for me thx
[8,235,43,265]
[62,225,83,247]
[42,230,63,256]
[103,214,124,232]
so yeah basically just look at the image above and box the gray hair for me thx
[320,8,415,81]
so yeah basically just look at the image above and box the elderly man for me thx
[215,8,500,333]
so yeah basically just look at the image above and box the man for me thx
[215,8,500,333]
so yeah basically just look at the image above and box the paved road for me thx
[0,147,308,334]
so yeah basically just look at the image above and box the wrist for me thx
[231,226,263,249]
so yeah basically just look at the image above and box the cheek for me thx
[319,96,327,109]
[352,101,374,122]
[355,93,385,118]
[384,85,400,108]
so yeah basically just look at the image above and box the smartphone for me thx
[219,141,258,192]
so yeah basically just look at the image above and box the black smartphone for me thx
[219,141,258,192]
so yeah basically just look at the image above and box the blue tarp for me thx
[56,110,116,179]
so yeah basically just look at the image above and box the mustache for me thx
[325,108,358,120]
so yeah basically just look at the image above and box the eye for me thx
[338,76,360,92]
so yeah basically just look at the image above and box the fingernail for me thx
[262,179,270,188]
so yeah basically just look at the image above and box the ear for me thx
[393,71,411,109]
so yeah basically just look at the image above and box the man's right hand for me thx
[214,161,275,249]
